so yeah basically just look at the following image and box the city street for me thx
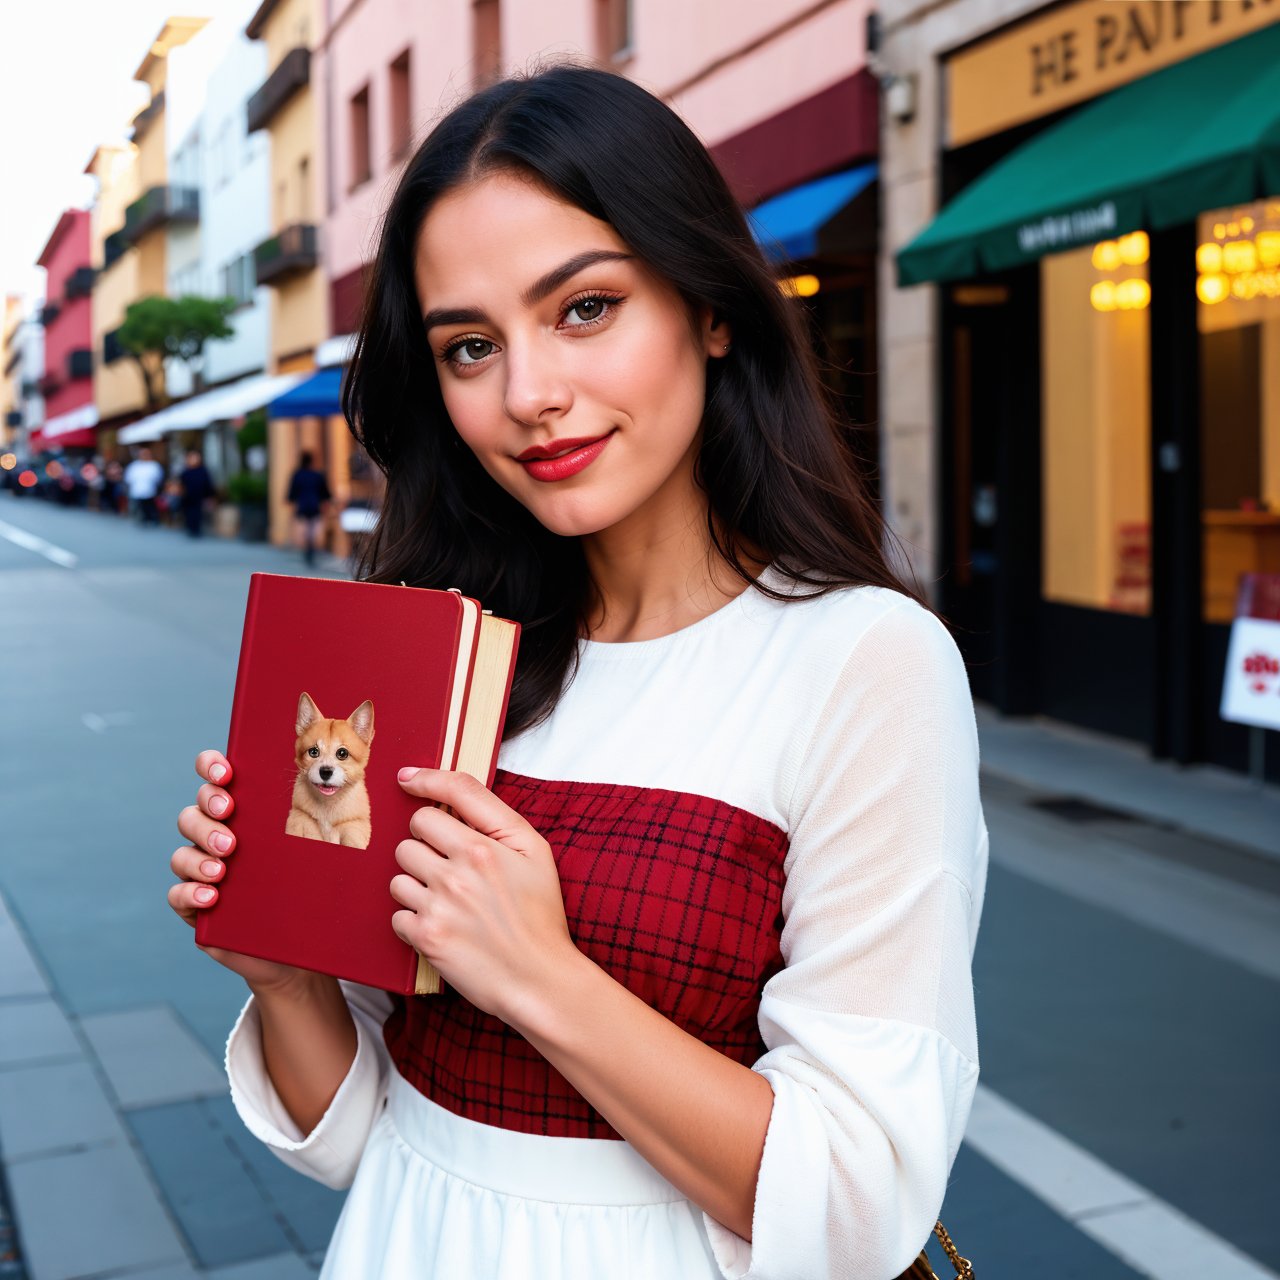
[1,494,1277,1280]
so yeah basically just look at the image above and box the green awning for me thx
[897,22,1280,287]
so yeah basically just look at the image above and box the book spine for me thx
[484,621,521,788]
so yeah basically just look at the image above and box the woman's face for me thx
[415,171,729,539]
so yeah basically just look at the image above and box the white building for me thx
[20,317,45,449]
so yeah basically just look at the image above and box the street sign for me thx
[1220,574,1280,733]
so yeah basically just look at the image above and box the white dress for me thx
[226,568,989,1280]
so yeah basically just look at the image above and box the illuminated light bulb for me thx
[1214,222,1227,239]
[1227,221,1240,237]
[0,453,15,470]
[1256,231,1280,268]
[1232,274,1260,300]
[1115,278,1151,310]
[1197,273,1230,305]
[1091,280,1118,311]
[1197,242,1223,273]
[1118,231,1149,266]
[1241,215,1255,233]
[1091,240,1121,271]
[1222,239,1258,273]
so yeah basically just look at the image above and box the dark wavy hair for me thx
[344,63,926,737]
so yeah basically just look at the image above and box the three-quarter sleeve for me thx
[702,598,989,1280]
[225,981,395,1190]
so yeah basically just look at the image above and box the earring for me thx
[723,343,731,354]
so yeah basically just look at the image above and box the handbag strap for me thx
[901,1221,975,1280]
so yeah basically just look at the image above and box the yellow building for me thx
[245,0,334,547]
[90,18,207,457]
[2,295,24,448]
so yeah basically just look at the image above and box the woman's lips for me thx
[518,432,614,482]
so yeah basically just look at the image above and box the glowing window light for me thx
[1197,242,1223,273]
[780,274,820,298]
[1091,240,1121,271]
[1117,231,1149,266]
[1257,231,1280,268]
[1115,278,1151,310]
[1197,273,1230,305]
[1222,239,1258,273]
[1090,280,1118,311]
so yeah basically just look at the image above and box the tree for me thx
[117,295,237,410]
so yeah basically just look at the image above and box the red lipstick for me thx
[516,431,614,482]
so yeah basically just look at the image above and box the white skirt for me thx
[319,1067,725,1279]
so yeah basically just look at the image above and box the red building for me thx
[33,209,97,451]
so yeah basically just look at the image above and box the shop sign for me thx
[1016,200,1117,254]
[1220,573,1280,732]
[948,0,1280,147]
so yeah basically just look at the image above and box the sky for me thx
[0,0,258,307]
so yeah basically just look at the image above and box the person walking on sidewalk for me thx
[178,448,216,538]
[286,451,331,565]
[124,446,165,526]
[166,65,988,1280]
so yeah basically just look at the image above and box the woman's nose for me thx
[502,341,573,426]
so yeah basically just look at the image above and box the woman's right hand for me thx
[169,749,313,995]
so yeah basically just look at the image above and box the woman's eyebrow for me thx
[422,250,634,331]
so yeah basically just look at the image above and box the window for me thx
[596,0,631,60]
[350,86,371,190]
[298,155,311,222]
[473,0,501,87]
[222,252,256,306]
[1041,238,1152,615]
[389,49,412,159]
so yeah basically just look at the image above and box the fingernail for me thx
[398,767,420,782]
[195,886,216,903]
[210,764,226,782]
[201,860,222,877]
[212,833,232,852]
[210,797,227,815]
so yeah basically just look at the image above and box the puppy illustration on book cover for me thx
[285,692,375,848]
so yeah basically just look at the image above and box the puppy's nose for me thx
[319,766,334,781]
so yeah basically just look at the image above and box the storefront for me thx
[895,3,1280,777]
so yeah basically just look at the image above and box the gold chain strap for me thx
[933,1220,975,1279]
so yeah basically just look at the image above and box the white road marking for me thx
[0,519,78,568]
[968,1086,1278,1279]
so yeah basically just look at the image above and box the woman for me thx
[168,65,988,1280]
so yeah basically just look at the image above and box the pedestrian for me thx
[167,66,988,1280]
[124,445,165,526]
[286,450,332,565]
[178,448,215,538]
[103,458,126,514]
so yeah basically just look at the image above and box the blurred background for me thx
[1,1,1278,1278]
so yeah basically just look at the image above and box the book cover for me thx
[195,573,517,993]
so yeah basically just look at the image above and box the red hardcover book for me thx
[195,573,520,994]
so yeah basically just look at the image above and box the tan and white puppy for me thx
[285,693,375,848]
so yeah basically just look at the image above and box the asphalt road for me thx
[1,492,1276,1280]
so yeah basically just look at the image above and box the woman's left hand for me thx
[391,767,579,1023]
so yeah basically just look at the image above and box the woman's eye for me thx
[308,746,320,758]
[336,747,349,759]
[447,338,495,366]
[563,296,614,326]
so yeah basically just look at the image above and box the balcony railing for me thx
[103,228,130,270]
[38,372,63,397]
[21,378,40,398]
[123,185,199,245]
[246,47,310,134]
[130,89,166,143]
[103,328,126,365]
[38,301,61,326]
[253,223,319,286]
[67,348,93,381]
[5,409,21,428]
[64,266,96,300]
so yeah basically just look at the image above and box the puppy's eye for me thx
[308,746,320,758]
[336,747,349,760]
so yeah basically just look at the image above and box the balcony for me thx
[103,328,126,365]
[246,47,310,134]
[254,223,319,286]
[131,89,166,143]
[123,185,199,245]
[38,371,63,398]
[38,301,61,327]
[5,410,22,428]
[64,266,96,300]
[103,228,130,270]
[21,378,40,398]
[67,348,93,381]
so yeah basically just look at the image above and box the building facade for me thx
[881,0,1280,776]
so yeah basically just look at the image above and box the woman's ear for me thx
[701,308,733,359]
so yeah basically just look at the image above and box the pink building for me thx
[35,209,97,450]
[319,0,880,437]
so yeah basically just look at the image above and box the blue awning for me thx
[268,366,343,418]
[748,163,879,263]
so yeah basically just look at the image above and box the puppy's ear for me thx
[296,692,321,736]
[348,700,374,744]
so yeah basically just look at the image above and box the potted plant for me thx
[227,470,270,542]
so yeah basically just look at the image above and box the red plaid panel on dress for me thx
[384,769,789,1139]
